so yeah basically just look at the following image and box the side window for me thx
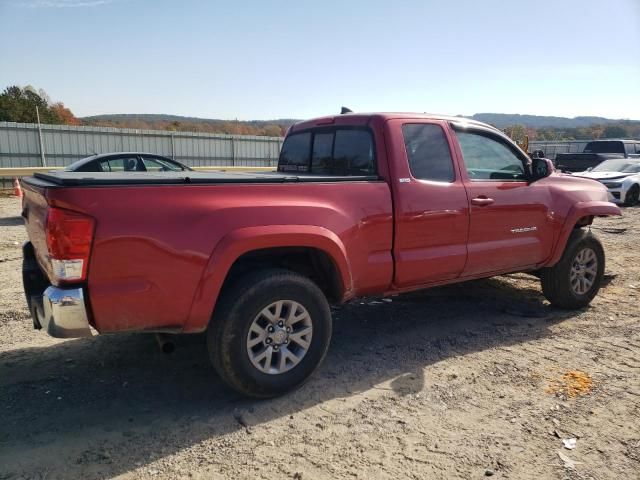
[279,132,311,172]
[141,157,163,172]
[333,130,375,175]
[142,156,183,172]
[456,131,526,181]
[100,157,140,172]
[311,132,333,174]
[402,124,455,182]
[625,143,636,155]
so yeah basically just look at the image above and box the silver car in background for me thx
[575,159,640,206]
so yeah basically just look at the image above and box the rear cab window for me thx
[279,132,312,172]
[278,128,376,175]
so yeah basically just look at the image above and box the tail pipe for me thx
[155,333,175,354]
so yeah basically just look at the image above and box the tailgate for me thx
[21,180,52,281]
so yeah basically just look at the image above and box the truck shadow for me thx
[0,275,580,478]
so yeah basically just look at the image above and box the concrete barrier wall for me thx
[0,122,283,168]
[0,121,284,188]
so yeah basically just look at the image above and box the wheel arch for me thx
[183,225,352,332]
[623,182,640,205]
[545,201,620,267]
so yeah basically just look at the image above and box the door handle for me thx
[471,196,494,206]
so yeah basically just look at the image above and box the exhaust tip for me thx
[155,333,175,354]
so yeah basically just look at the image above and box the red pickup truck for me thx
[21,113,620,397]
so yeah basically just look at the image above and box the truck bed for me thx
[20,169,394,335]
[30,170,379,187]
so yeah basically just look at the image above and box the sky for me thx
[1,0,639,120]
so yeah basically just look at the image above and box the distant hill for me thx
[81,114,298,137]
[82,114,297,129]
[82,113,640,131]
[466,113,640,129]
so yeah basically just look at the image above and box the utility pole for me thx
[36,105,46,167]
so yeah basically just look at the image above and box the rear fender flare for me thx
[546,201,621,266]
[183,225,352,332]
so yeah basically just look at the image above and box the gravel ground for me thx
[0,194,638,480]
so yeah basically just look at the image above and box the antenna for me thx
[340,107,353,114]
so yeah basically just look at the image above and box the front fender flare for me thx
[183,225,352,332]
[546,200,621,267]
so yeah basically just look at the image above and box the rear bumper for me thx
[23,242,93,338]
[33,287,93,338]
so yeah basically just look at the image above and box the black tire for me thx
[207,268,332,398]
[540,229,605,309]
[623,184,639,207]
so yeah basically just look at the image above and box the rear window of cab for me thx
[278,128,376,175]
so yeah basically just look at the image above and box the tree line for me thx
[0,85,289,136]
[89,118,287,137]
[505,123,640,143]
[0,85,80,126]
[1,85,638,140]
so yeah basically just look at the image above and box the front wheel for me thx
[624,184,639,207]
[207,269,332,398]
[540,229,605,309]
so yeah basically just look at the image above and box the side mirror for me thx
[532,149,545,159]
[531,157,554,180]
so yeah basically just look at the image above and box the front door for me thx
[452,127,555,277]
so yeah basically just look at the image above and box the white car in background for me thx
[575,159,640,206]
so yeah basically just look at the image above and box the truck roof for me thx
[290,112,497,133]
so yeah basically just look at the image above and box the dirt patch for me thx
[546,370,594,398]
[0,196,639,479]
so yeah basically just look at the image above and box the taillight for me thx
[45,207,95,284]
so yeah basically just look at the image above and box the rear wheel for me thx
[207,269,332,398]
[624,184,639,207]
[540,230,604,309]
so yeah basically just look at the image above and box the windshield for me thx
[620,162,640,173]
[592,159,640,172]
[584,141,625,154]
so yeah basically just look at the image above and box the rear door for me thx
[451,125,555,276]
[387,119,470,287]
